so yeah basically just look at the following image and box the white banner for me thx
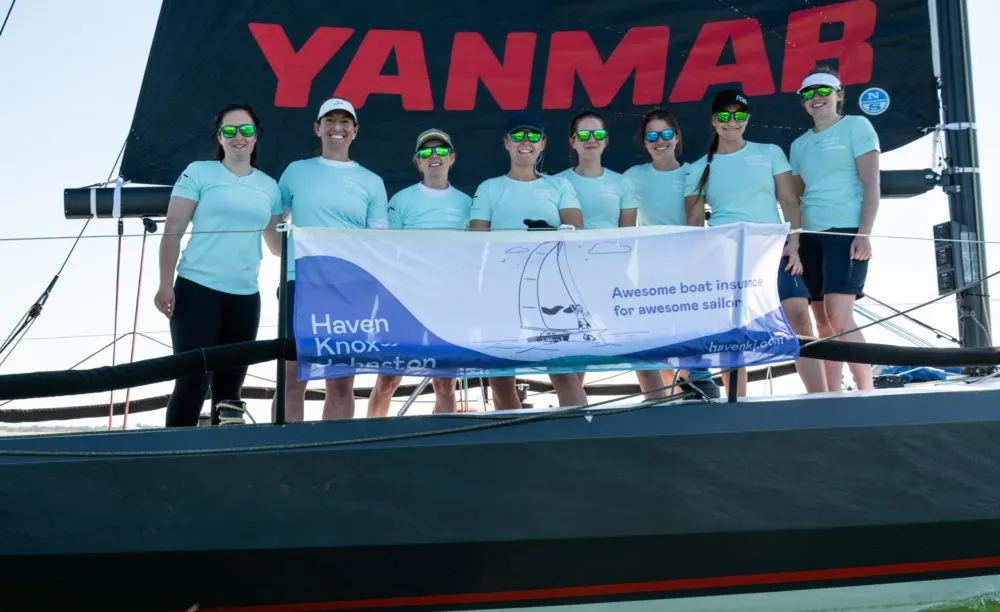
[290,223,800,380]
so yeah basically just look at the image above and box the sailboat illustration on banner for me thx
[517,241,605,344]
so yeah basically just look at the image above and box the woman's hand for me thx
[783,243,803,276]
[154,284,175,318]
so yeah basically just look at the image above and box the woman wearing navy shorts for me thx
[685,89,828,396]
[790,67,880,392]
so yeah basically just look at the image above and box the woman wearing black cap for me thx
[684,89,828,396]
[469,110,588,410]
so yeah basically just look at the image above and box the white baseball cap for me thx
[316,98,357,122]
[797,72,842,94]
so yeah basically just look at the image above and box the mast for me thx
[934,0,993,349]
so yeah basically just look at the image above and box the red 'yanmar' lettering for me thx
[334,30,434,110]
[444,33,537,111]
[248,23,353,108]
[669,19,774,103]
[543,27,669,109]
[781,0,876,91]
[249,0,878,111]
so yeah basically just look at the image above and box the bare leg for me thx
[782,297,828,393]
[549,373,588,406]
[431,378,457,414]
[280,360,307,422]
[489,376,521,410]
[823,294,874,391]
[811,302,844,391]
[323,375,356,420]
[368,374,403,418]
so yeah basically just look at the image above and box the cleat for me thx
[215,400,247,426]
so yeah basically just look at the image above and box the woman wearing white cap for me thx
[366,128,473,417]
[684,89,827,397]
[789,66,880,392]
[265,97,389,421]
[469,110,588,410]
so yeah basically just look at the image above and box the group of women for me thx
[155,65,881,427]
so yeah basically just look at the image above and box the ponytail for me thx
[695,132,720,196]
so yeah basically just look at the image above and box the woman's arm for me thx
[685,195,706,226]
[154,196,196,317]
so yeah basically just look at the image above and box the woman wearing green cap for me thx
[469,111,588,410]
[366,128,473,417]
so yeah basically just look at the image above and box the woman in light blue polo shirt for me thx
[469,110,588,410]
[790,66,881,392]
[684,89,827,396]
[622,109,717,400]
[271,97,389,422]
[155,103,282,427]
[555,110,638,229]
[367,128,473,418]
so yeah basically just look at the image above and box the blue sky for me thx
[1,0,998,427]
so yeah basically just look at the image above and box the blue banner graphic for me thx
[291,223,800,380]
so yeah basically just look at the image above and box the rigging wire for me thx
[119,220,155,430]
[0,138,128,370]
[0,0,15,41]
[107,217,125,431]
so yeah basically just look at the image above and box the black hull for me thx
[2,384,1000,611]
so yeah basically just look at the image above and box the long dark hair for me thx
[636,108,683,157]
[212,103,261,166]
[694,131,719,197]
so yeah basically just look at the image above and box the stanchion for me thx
[275,224,289,425]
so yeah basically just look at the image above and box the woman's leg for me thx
[549,373,588,407]
[210,290,262,409]
[165,277,224,427]
[368,374,403,418]
[489,376,521,410]
[431,378,457,413]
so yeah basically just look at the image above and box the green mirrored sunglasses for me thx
[220,124,256,138]
[575,129,607,141]
[509,130,542,143]
[714,111,748,123]
[800,86,835,101]
[417,146,451,159]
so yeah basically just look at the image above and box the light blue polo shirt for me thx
[789,115,881,231]
[278,157,389,280]
[684,141,790,226]
[170,160,282,295]
[554,167,638,229]
[622,163,690,226]
[470,174,581,230]
[388,183,472,230]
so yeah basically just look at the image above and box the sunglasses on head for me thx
[800,86,835,101]
[417,146,451,159]
[509,130,542,143]
[644,129,675,143]
[575,129,607,141]
[219,124,256,138]
[714,111,748,123]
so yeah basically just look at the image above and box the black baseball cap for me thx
[506,110,545,135]
[712,89,749,113]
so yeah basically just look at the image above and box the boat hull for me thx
[2,384,1000,611]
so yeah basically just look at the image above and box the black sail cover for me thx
[120,0,938,197]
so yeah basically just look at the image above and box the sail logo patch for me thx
[859,87,890,116]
